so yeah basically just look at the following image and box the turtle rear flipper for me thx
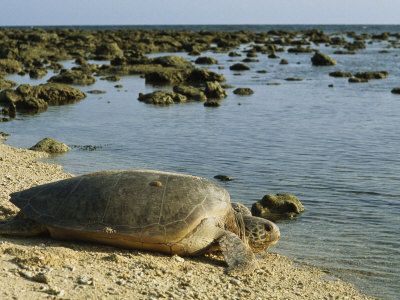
[0,212,47,237]
[218,231,257,274]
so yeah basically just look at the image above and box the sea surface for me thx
[1,25,400,300]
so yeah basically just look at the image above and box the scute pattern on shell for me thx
[10,170,231,244]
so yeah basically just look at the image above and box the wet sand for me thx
[0,142,375,299]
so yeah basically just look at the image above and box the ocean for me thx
[1,25,400,299]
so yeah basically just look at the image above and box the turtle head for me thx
[242,215,280,252]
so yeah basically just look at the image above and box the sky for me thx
[1,0,400,26]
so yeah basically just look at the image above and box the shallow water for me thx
[2,25,400,300]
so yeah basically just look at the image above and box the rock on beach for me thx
[30,138,70,154]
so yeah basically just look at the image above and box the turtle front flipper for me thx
[218,231,257,275]
[0,212,47,237]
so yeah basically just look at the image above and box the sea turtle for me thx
[0,170,280,274]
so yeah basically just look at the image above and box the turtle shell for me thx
[10,170,230,244]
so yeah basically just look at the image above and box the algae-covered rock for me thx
[186,68,226,83]
[48,69,96,85]
[229,63,251,71]
[354,71,388,80]
[228,52,242,57]
[203,100,221,107]
[138,91,187,105]
[329,71,352,78]
[0,77,18,90]
[311,51,337,66]
[17,97,48,112]
[195,56,218,65]
[30,137,70,154]
[173,85,207,101]
[101,75,121,82]
[391,88,400,94]
[29,68,48,79]
[285,77,303,81]
[214,174,234,181]
[204,81,227,100]
[34,83,86,105]
[92,42,124,60]
[349,77,370,83]
[233,88,254,96]
[251,193,304,221]
[145,69,191,85]
[287,47,313,53]
[0,83,86,113]
[0,59,23,75]
[150,56,193,68]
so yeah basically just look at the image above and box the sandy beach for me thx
[0,141,375,299]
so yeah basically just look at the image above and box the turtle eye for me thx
[263,223,272,232]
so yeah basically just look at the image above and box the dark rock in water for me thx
[329,71,352,78]
[35,83,86,105]
[266,82,281,86]
[70,144,103,151]
[268,53,280,59]
[221,84,235,89]
[101,75,121,82]
[328,84,334,88]
[114,84,123,88]
[188,50,201,56]
[233,88,254,96]
[138,90,187,105]
[229,63,250,71]
[287,47,313,53]
[242,58,259,63]
[345,41,366,51]
[17,96,48,112]
[311,51,337,66]
[195,56,218,65]
[333,50,356,55]
[30,137,70,154]
[348,77,370,83]
[87,90,106,94]
[391,88,400,94]
[251,193,304,221]
[0,59,23,75]
[279,59,289,65]
[186,68,226,83]
[214,174,234,181]
[29,68,48,79]
[354,71,388,80]
[151,56,193,68]
[48,69,96,85]
[48,62,64,71]
[285,77,303,81]
[0,77,18,90]
[246,52,258,58]
[204,81,227,100]
[228,52,242,57]
[75,57,87,65]
[0,83,86,114]
[145,69,190,85]
[256,70,268,74]
[203,100,221,107]
[173,85,207,101]
[92,42,123,60]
